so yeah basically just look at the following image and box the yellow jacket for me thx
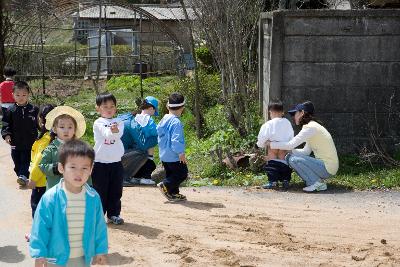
[29,132,51,187]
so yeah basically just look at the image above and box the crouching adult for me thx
[119,96,159,186]
[268,101,339,192]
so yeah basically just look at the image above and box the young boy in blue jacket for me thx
[157,92,188,201]
[30,140,108,267]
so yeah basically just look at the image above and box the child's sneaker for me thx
[282,180,290,190]
[171,193,187,202]
[17,175,28,186]
[157,182,173,201]
[108,215,124,225]
[262,181,277,189]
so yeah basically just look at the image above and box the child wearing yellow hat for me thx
[39,106,86,190]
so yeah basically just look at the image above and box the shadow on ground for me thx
[109,223,163,240]
[266,182,354,194]
[106,252,134,266]
[165,200,226,211]
[286,182,354,194]
[248,182,354,194]
[0,246,25,263]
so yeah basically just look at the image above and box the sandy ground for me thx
[0,139,399,267]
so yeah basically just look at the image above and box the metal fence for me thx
[5,0,187,95]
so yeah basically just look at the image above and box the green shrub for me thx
[195,45,215,72]
[175,70,221,115]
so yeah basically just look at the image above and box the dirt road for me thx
[0,139,399,267]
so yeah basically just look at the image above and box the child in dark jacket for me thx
[1,81,39,187]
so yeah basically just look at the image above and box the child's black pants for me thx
[31,187,46,218]
[162,162,188,194]
[92,161,124,218]
[11,149,31,178]
[265,160,292,182]
[135,159,156,179]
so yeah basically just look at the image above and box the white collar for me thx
[135,113,150,127]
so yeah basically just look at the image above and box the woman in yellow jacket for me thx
[27,104,55,218]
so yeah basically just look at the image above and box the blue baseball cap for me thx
[288,101,315,116]
[144,96,159,116]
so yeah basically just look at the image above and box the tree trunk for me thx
[0,1,7,81]
[180,0,203,138]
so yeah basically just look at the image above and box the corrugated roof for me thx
[141,6,195,20]
[77,5,194,21]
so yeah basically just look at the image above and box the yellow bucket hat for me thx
[45,106,86,138]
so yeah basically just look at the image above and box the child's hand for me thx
[35,258,47,267]
[110,123,119,133]
[92,254,107,265]
[5,135,11,145]
[179,153,187,164]
[27,179,36,189]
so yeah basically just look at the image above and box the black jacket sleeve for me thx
[1,108,12,139]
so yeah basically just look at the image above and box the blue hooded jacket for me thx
[29,180,108,266]
[157,114,185,162]
[118,112,158,152]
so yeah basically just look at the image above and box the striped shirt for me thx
[62,184,86,258]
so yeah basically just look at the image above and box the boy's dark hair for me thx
[96,92,116,106]
[59,140,95,166]
[38,104,56,139]
[13,81,30,93]
[140,100,154,110]
[268,100,284,112]
[4,66,16,77]
[168,92,185,111]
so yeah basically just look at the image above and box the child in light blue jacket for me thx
[30,140,108,267]
[157,92,187,202]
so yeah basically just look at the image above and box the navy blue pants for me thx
[31,187,46,218]
[162,162,188,195]
[265,160,292,183]
[135,159,156,179]
[92,161,124,218]
[11,149,31,178]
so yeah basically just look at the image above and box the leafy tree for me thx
[190,0,264,136]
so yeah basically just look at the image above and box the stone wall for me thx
[258,9,400,154]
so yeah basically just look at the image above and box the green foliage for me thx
[6,45,87,76]
[175,70,221,113]
[195,45,215,72]
[107,75,141,92]
[28,75,400,191]
[112,45,132,57]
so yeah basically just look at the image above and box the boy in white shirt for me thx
[92,92,125,225]
[257,100,294,189]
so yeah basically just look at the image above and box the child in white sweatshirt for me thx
[257,100,294,190]
[92,92,125,225]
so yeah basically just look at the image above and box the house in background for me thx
[72,4,194,77]
[72,4,194,50]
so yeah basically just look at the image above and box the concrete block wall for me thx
[258,10,400,154]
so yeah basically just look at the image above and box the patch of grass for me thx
[186,154,400,190]
[26,76,400,191]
